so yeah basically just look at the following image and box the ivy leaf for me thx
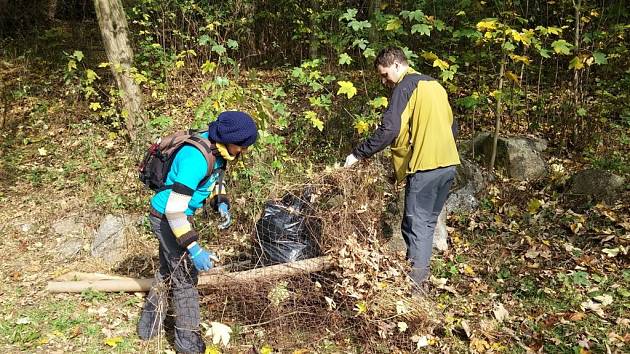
[551,40,574,55]
[411,23,431,36]
[211,44,226,55]
[386,17,402,31]
[338,53,353,65]
[304,110,324,131]
[337,81,357,99]
[369,96,388,108]
[592,51,608,65]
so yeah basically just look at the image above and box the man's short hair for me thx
[374,47,408,68]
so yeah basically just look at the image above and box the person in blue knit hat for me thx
[138,111,257,354]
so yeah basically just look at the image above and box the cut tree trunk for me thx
[46,256,334,293]
[93,0,144,140]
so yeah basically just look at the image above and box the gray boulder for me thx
[386,158,487,253]
[474,133,548,181]
[52,218,87,259]
[433,158,486,251]
[567,169,626,202]
[92,214,131,264]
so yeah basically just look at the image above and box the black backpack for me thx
[138,130,216,192]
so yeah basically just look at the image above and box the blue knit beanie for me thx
[207,111,258,147]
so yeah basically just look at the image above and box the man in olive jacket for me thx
[344,47,460,289]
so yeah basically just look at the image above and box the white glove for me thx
[344,153,359,167]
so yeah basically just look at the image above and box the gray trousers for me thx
[402,166,456,284]
[137,215,205,353]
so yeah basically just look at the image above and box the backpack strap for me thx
[157,134,217,192]
[185,134,217,186]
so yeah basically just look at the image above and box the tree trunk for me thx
[368,0,381,45]
[93,0,144,140]
[46,256,334,293]
[47,0,58,21]
[309,0,319,59]
[572,0,582,141]
[489,56,506,171]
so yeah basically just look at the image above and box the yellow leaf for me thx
[205,346,222,354]
[38,147,48,156]
[505,71,520,84]
[369,96,388,108]
[527,199,542,213]
[103,336,124,347]
[510,30,523,42]
[421,51,439,61]
[175,60,185,68]
[509,54,531,64]
[463,264,475,276]
[569,56,585,70]
[260,344,273,354]
[292,350,310,354]
[476,19,497,31]
[89,102,101,111]
[355,120,370,134]
[432,58,450,70]
[337,81,357,99]
[355,300,368,315]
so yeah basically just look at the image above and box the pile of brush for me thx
[201,161,437,349]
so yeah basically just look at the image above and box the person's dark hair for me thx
[374,47,408,68]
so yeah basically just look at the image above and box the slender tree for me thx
[93,0,144,140]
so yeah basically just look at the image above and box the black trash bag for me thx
[254,190,322,265]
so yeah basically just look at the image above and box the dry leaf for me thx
[493,303,510,323]
[205,322,232,347]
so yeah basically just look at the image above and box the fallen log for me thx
[46,256,333,293]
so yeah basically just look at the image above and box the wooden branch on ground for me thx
[46,256,333,293]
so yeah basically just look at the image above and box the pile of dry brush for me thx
[201,161,438,349]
